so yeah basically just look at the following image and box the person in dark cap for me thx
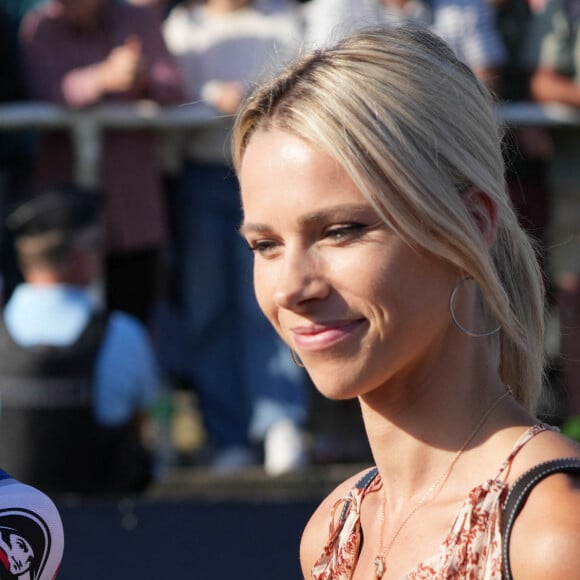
[4,185,102,292]
[6,183,100,236]
[0,184,161,494]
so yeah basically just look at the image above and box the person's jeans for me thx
[171,161,307,449]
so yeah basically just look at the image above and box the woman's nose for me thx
[273,248,329,310]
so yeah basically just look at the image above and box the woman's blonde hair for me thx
[232,23,545,413]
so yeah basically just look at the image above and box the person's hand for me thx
[98,36,145,95]
[61,36,145,107]
[62,66,104,107]
[209,81,245,115]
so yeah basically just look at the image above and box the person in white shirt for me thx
[162,0,308,474]
[303,0,506,91]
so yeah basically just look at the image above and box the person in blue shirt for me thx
[0,184,160,494]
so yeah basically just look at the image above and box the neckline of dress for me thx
[359,423,552,577]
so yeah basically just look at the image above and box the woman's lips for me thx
[290,319,366,351]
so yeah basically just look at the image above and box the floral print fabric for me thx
[311,424,551,579]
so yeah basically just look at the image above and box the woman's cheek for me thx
[253,263,279,322]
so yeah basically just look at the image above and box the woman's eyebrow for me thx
[238,222,272,237]
[240,204,373,236]
[299,204,372,225]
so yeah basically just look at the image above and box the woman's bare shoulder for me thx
[509,467,580,579]
[506,425,580,473]
[506,428,580,578]
[299,467,376,579]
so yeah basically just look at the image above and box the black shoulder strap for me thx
[354,466,379,491]
[502,457,580,579]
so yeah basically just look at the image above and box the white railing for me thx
[0,101,220,188]
[0,100,578,188]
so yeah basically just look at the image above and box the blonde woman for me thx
[234,24,580,579]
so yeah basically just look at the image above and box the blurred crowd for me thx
[0,0,579,495]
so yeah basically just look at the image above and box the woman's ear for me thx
[463,187,498,248]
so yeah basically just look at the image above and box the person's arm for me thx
[61,37,146,108]
[200,80,245,114]
[94,312,160,427]
[531,67,580,107]
[508,471,580,578]
[133,3,186,104]
[523,0,578,106]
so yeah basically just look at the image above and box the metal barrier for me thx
[0,101,220,188]
[0,100,579,188]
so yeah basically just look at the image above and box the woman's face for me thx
[239,128,459,400]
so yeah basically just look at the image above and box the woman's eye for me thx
[325,224,366,242]
[247,239,280,255]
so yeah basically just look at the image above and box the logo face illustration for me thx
[0,510,51,580]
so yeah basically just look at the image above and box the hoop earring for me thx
[449,277,501,338]
[291,350,305,368]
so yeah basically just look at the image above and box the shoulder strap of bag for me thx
[502,457,580,579]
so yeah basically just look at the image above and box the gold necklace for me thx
[373,389,510,579]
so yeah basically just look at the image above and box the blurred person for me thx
[303,0,506,93]
[162,0,308,474]
[19,0,186,326]
[0,185,159,494]
[490,0,557,420]
[481,0,553,263]
[523,0,580,426]
[492,0,552,259]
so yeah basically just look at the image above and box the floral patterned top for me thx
[311,424,551,580]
